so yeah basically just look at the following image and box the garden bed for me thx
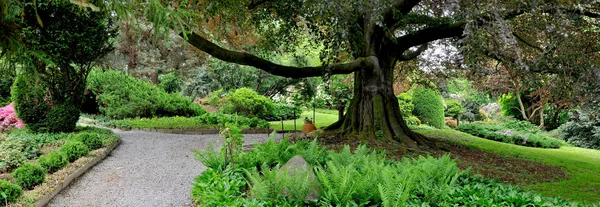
[0,127,120,206]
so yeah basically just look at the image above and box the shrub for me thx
[37,151,68,173]
[74,132,103,150]
[0,180,22,204]
[412,87,445,128]
[263,103,302,121]
[0,75,13,106]
[0,103,25,132]
[405,116,421,126]
[445,119,458,128]
[11,74,81,133]
[221,88,275,119]
[60,141,90,162]
[397,92,414,118]
[11,163,46,190]
[561,110,600,149]
[86,69,204,119]
[198,113,269,128]
[444,99,463,120]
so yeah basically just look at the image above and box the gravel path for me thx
[48,129,275,207]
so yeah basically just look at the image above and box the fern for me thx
[378,167,414,207]
[245,164,287,201]
[193,143,225,170]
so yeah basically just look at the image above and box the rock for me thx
[279,155,320,202]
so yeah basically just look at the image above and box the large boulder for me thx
[279,155,320,202]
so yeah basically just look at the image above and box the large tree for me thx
[4,1,600,146]
[173,0,600,147]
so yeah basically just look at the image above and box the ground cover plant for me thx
[0,126,119,205]
[191,130,596,206]
[455,120,563,148]
[87,113,270,130]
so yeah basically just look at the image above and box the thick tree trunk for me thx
[326,56,432,148]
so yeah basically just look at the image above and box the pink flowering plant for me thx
[0,103,25,132]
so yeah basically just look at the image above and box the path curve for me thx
[48,129,274,207]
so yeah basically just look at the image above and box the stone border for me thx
[33,139,121,207]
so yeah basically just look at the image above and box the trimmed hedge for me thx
[74,132,103,150]
[60,141,90,162]
[412,87,445,128]
[37,151,69,173]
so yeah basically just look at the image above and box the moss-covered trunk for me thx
[326,56,431,148]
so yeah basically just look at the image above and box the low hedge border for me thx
[9,136,120,206]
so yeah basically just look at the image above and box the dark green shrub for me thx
[0,180,22,204]
[561,110,600,149]
[86,69,205,119]
[74,132,103,150]
[11,74,81,133]
[60,141,90,162]
[412,87,445,128]
[11,163,46,190]
[37,151,68,173]
[221,88,275,119]
[397,92,414,118]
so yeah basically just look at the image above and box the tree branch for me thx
[394,22,465,49]
[183,32,376,78]
[398,44,428,60]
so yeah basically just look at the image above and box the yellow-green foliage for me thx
[412,87,445,128]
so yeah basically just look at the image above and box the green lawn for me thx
[269,109,339,131]
[418,129,600,204]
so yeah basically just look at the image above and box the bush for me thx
[0,75,13,106]
[397,92,414,118]
[74,132,103,150]
[221,88,275,119]
[0,103,25,132]
[499,93,523,119]
[86,69,205,119]
[561,110,600,149]
[60,141,90,162]
[198,113,269,129]
[0,180,22,204]
[11,163,46,190]
[412,87,445,128]
[444,99,463,120]
[37,151,68,173]
[263,103,302,121]
[405,116,421,126]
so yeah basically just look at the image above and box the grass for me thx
[108,116,215,129]
[418,129,600,204]
[269,109,339,131]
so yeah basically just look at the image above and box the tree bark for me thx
[326,56,432,148]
